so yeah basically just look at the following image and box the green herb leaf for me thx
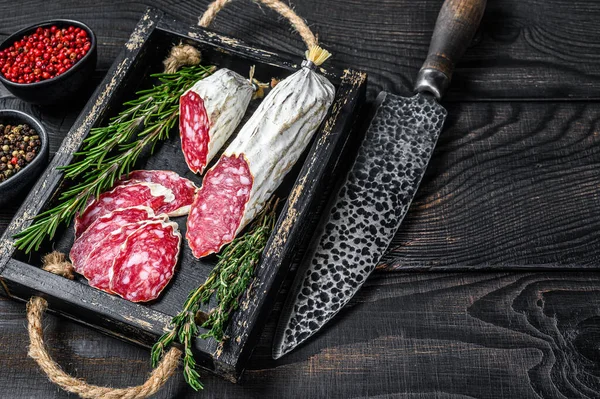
[151,198,279,390]
[13,65,214,252]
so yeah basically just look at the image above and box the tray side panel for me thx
[214,70,367,378]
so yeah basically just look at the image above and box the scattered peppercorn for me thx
[0,25,91,84]
[0,123,40,182]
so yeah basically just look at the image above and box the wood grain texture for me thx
[380,101,600,271]
[0,0,599,397]
[0,0,599,101]
[3,271,600,398]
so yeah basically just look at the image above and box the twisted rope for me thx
[165,0,325,73]
[199,0,318,49]
[26,252,181,399]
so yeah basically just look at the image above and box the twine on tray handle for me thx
[26,252,181,399]
[199,0,318,49]
[164,0,324,73]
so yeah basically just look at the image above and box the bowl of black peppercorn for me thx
[0,109,49,206]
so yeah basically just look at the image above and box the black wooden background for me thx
[1,0,600,398]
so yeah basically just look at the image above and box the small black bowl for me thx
[0,110,49,206]
[0,19,97,105]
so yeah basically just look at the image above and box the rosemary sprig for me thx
[13,65,214,253]
[151,198,279,391]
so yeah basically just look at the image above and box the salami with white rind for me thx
[180,69,254,174]
[118,170,197,217]
[74,182,175,237]
[110,220,181,302]
[187,64,335,258]
[70,206,160,273]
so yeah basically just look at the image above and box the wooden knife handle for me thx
[414,0,486,99]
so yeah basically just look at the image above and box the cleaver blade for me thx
[273,92,446,359]
[273,0,486,359]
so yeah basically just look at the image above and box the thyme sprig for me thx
[151,198,279,391]
[13,65,214,253]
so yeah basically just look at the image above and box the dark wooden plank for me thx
[3,270,600,398]
[0,0,599,397]
[249,271,600,398]
[380,101,600,271]
[0,0,599,101]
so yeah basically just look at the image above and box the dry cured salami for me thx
[74,182,175,237]
[110,220,181,302]
[118,170,197,217]
[187,49,334,258]
[187,154,252,258]
[180,69,255,174]
[82,220,150,292]
[70,206,159,273]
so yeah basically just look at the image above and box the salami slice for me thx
[82,220,150,292]
[70,206,160,273]
[180,90,210,173]
[186,154,252,258]
[118,170,197,217]
[74,182,175,237]
[110,220,181,302]
[180,69,254,174]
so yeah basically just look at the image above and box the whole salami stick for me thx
[187,1,336,258]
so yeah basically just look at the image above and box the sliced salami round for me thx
[180,69,254,175]
[180,90,210,174]
[82,220,151,293]
[70,206,160,273]
[74,182,175,237]
[186,154,252,258]
[110,220,181,302]
[118,170,197,217]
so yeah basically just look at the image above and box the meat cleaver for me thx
[273,0,487,359]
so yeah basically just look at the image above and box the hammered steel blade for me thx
[273,92,447,359]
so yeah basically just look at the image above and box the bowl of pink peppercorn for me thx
[0,19,97,105]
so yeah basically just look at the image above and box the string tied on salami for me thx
[304,44,332,67]
[26,251,181,399]
[249,65,269,99]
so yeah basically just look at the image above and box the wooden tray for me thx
[0,8,366,381]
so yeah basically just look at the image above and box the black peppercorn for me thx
[0,123,41,183]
